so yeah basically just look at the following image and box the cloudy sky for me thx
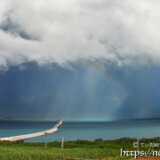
[0,0,160,120]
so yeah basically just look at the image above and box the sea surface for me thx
[0,119,160,142]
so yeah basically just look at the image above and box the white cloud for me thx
[0,0,160,69]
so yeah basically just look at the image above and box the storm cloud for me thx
[0,0,160,69]
[1,0,160,120]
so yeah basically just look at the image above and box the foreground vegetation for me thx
[0,137,160,160]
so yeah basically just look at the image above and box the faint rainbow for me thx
[79,63,128,100]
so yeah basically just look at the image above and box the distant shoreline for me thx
[1,117,160,122]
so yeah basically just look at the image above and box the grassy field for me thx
[0,137,160,160]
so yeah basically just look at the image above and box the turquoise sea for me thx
[0,119,160,142]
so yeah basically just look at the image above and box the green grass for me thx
[1,137,160,160]
[0,146,123,160]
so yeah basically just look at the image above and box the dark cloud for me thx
[0,0,160,69]
[0,17,39,40]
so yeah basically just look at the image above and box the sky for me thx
[0,0,160,120]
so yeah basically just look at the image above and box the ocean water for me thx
[0,119,160,142]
